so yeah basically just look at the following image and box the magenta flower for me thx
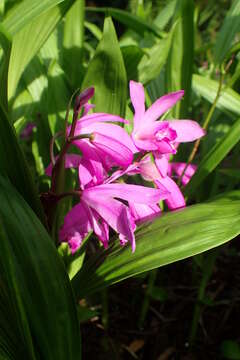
[59,165,169,253]
[129,80,205,154]
[69,113,137,168]
[124,156,186,210]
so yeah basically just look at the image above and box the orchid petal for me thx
[88,207,109,248]
[91,132,133,167]
[129,203,161,224]
[45,154,82,176]
[75,122,137,153]
[59,202,92,253]
[84,183,169,204]
[169,120,206,142]
[144,90,184,122]
[74,139,105,184]
[129,80,145,131]
[83,194,136,252]
[138,157,161,181]
[153,152,169,177]
[155,177,185,209]
[77,112,128,128]
[105,163,140,184]
[171,162,197,186]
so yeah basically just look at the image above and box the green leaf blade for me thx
[82,17,127,117]
[0,176,81,359]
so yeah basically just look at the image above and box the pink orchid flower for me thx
[129,80,205,154]
[59,163,169,253]
[69,112,137,168]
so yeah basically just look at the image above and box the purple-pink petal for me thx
[59,202,92,253]
[169,120,206,142]
[45,154,82,176]
[83,183,169,204]
[171,162,197,186]
[83,193,136,252]
[155,177,185,210]
[129,80,145,131]
[77,112,128,127]
[144,90,184,123]
[129,203,161,224]
[153,153,169,177]
[91,132,133,167]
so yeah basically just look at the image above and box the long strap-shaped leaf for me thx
[0,176,81,359]
[82,17,127,117]
[0,106,45,223]
[214,0,240,65]
[0,0,76,104]
[165,0,194,118]
[192,74,240,117]
[72,194,240,298]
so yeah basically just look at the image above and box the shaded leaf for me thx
[165,0,194,117]
[86,7,162,37]
[0,106,45,223]
[214,0,240,65]
[0,176,81,359]
[185,117,240,198]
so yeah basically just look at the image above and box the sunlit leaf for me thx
[192,74,240,117]
[138,29,173,84]
[82,17,127,117]
[63,0,85,89]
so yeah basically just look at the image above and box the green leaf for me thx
[22,56,51,172]
[220,340,240,360]
[0,106,45,223]
[214,0,240,65]
[0,0,76,102]
[0,176,81,359]
[47,60,71,136]
[185,117,240,198]
[138,29,173,84]
[63,0,85,89]
[121,45,144,81]
[86,7,162,38]
[72,195,240,297]
[2,0,65,35]
[82,17,127,117]
[8,1,75,100]
[84,20,102,41]
[220,168,240,179]
[192,74,240,117]
[165,0,194,117]
[153,0,177,30]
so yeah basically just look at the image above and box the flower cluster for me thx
[46,81,205,253]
